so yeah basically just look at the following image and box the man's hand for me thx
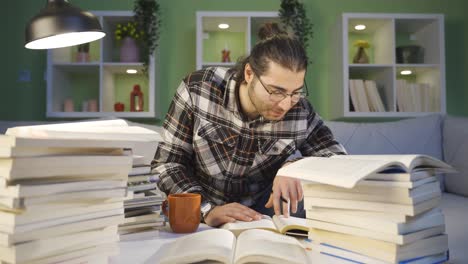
[265,175,303,217]
[204,202,262,227]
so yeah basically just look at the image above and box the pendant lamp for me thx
[25,0,105,49]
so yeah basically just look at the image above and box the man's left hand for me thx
[265,175,303,217]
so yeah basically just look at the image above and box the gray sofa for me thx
[325,114,468,263]
[1,114,467,263]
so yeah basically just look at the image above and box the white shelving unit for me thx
[196,11,279,70]
[46,11,156,118]
[330,13,446,118]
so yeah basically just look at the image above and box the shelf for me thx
[349,64,394,68]
[196,11,278,70]
[47,11,156,118]
[331,13,445,118]
[46,111,155,118]
[202,62,237,68]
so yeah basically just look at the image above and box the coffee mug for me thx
[162,193,201,233]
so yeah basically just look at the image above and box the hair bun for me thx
[257,22,287,41]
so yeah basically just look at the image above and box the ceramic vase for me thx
[120,37,140,62]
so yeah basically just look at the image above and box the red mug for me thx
[162,193,201,233]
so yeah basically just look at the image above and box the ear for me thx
[244,63,255,84]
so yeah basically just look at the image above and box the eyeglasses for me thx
[253,70,308,103]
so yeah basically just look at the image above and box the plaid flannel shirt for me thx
[153,67,346,206]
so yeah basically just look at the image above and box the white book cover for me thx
[0,179,127,198]
[396,79,406,112]
[16,243,119,264]
[364,80,386,112]
[5,119,161,142]
[304,187,441,205]
[0,202,123,227]
[306,219,444,244]
[303,181,440,198]
[0,226,119,263]
[311,242,448,264]
[365,169,432,182]
[0,214,123,247]
[306,207,444,234]
[308,228,449,263]
[349,79,361,112]
[353,79,370,112]
[0,208,124,235]
[0,155,132,180]
[356,176,437,188]
[304,196,441,216]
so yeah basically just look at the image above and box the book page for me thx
[272,215,308,235]
[234,229,307,264]
[331,155,454,173]
[220,215,277,237]
[159,229,235,264]
[277,156,400,188]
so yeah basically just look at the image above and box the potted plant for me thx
[278,0,313,49]
[133,0,162,74]
[114,21,144,62]
[353,40,370,64]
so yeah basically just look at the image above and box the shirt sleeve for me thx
[298,102,347,157]
[152,81,205,196]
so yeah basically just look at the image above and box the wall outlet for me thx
[18,69,31,82]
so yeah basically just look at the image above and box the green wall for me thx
[2,0,468,124]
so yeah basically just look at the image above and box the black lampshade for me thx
[25,0,105,49]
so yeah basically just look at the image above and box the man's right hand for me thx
[204,202,262,227]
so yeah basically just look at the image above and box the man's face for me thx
[248,62,306,121]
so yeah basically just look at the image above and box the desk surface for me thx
[109,225,336,264]
[110,193,468,264]
[109,225,213,264]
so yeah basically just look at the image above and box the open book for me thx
[158,228,308,264]
[220,215,308,237]
[277,154,456,188]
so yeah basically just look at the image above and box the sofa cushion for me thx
[325,114,444,188]
[443,116,468,197]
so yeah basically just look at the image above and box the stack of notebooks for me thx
[277,154,456,264]
[0,119,163,263]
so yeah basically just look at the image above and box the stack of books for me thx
[349,79,386,112]
[1,119,164,263]
[396,79,439,112]
[0,135,133,263]
[120,188,165,240]
[120,142,166,240]
[277,154,456,264]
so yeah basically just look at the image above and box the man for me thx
[153,28,346,227]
